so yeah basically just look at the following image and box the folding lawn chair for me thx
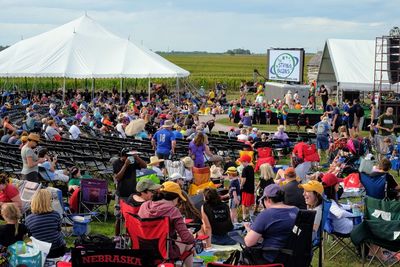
[79,178,109,222]
[351,197,400,267]
[323,199,362,261]
[20,181,41,215]
[360,172,387,200]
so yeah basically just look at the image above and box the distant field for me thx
[2,53,311,92]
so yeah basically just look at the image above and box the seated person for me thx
[201,188,235,247]
[281,167,306,209]
[273,125,289,142]
[169,173,186,188]
[322,173,355,235]
[147,156,165,180]
[26,189,66,258]
[0,203,27,247]
[299,180,323,241]
[127,179,161,214]
[68,166,82,192]
[38,148,69,182]
[370,158,399,200]
[0,174,22,211]
[138,181,195,267]
[181,157,194,182]
[178,191,202,225]
[244,184,299,264]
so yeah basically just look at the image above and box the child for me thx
[238,154,254,222]
[265,105,272,125]
[384,137,395,159]
[224,167,241,223]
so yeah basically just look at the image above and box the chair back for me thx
[125,213,170,262]
[80,179,108,204]
[278,209,316,267]
[20,181,41,202]
[192,166,211,186]
[360,172,387,199]
[119,199,140,220]
[46,186,64,218]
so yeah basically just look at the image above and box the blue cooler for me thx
[72,216,91,236]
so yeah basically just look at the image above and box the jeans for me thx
[211,234,237,245]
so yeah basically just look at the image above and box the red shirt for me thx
[292,142,308,159]
[0,184,19,203]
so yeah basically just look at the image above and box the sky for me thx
[0,0,398,53]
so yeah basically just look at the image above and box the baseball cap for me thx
[238,154,251,163]
[136,179,161,193]
[284,167,296,177]
[161,181,186,201]
[322,173,343,187]
[298,180,324,195]
[252,127,258,132]
[260,184,283,202]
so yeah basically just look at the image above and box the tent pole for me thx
[62,77,66,102]
[91,78,94,102]
[176,77,179,104]
[120,77,123,104]
[148,78,151,102]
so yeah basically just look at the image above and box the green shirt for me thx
[68,178,81,187]
[377,114,395,136]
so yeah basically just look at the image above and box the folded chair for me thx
[79,178,109,222]
[20,181,42,215]
[351,197,400,267]
[189,166,217,195]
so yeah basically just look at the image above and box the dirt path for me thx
[199,114,232,132]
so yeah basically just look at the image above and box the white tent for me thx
[317,39,393,92]
[0,15,189,79]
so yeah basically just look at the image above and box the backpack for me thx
[355,104,364,117]
[74,234,115,249]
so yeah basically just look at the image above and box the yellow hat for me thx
[225,166,238,175]
[161,181,186,201]
[298,180,324,195]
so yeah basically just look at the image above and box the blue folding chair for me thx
[360,172,387,200]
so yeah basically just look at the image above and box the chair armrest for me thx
[228,231,246,246]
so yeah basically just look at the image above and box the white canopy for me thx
[317,39,393,91]
[0,15,190,79]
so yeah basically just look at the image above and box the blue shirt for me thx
[251,207,298,262]
[153,129,176,155]
[173,130,183,140]
[229,178,240,199]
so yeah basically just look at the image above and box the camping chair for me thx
[20,181,42,216]
[79,178,109,222]
[323,199,361,261]
[312,197,332,267]
[227,210,316,267]
[189,166,217,196]
[360,172,387,200]
[351,197,400,267]
[118,198,141,249]
[125,213,206,267]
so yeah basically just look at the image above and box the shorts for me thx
[229,197,241,209]
[241,192,255,207]
[316,135,329,150]
[282,115,287,121]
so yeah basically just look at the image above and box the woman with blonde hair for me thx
[255,164,275,213]
[0,203,27,247]
[26,189,66,258]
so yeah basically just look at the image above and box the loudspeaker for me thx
[387,37,400,84]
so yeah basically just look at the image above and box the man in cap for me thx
[151,120,176,159]
[127,179,161,213]
[113,147,147,235]
[281,167,306,209]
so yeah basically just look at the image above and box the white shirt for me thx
[69,125,81,140]
[237,134,248,142]
[116,123,126,138]
[329,201,354,234]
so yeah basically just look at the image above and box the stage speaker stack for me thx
[387,37,400,84]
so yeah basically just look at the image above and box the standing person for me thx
[21,133,45,182]
[308,82,316,110]
[188,132,209,168]
[353,99,364,133]
[284,90,293,109]
[346,101,356,136]
[25,189,66,258]
[113,148,147,235]
[331,102,341,133]
[314,116,331,163]
[319,85,329,111]
[223,167,241,223]
[201,188,235,247]
[376,107,396,136]
[369,102,379,137]
[152,120,176,160]
[239,154,254,222]
[281,103,289,129]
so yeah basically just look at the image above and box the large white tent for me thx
[0,15,189,78]
[0,14,189,99]
[317,39,393,92]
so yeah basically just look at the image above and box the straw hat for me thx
[181,157,194,169]
[27,133,41,143]
[148,156,164,166]
[125,119,146,136]
[162,120,174,128]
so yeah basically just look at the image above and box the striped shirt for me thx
[26,211,65,250]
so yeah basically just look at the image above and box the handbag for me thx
[8,241,42,267]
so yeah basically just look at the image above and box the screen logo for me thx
[269,53,299,79]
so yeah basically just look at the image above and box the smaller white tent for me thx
[0,15,189,79]
[317,39,393,91]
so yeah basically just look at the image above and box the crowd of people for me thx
[0,81,398,266]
